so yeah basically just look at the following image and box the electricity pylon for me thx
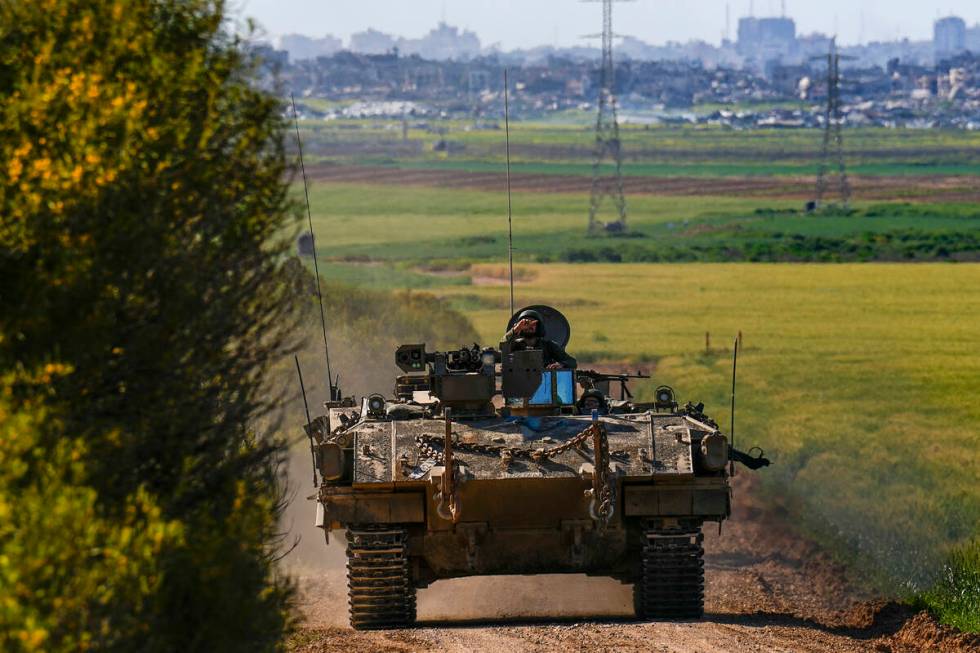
[812,37,852,209]
[583,0,632,234]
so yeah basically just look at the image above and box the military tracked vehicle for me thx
[303,305,769,629]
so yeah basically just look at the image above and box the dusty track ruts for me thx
[305,163,980,203]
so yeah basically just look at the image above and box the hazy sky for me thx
[237,0,980,49]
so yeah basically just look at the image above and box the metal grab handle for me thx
[434,490,461,523]
[434,492,452,522]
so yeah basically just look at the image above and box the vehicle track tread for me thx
[346,525,416,630]
[634,521,705,620]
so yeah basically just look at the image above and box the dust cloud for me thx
[269,267,493,624]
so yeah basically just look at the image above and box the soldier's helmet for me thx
[577,389,608,414]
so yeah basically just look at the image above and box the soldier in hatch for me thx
[577,389,608,415]
[504,309,577,370]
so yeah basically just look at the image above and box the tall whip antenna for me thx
[729,336,739,476]
[294,356,318,487]
[291,94,336,401]
[504,69,515,316]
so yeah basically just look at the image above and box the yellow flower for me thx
[69,73,86,96]
[8,158,23,182]
[34,157,51,179]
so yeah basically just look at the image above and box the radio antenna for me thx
[729,336,739,476]
[504,69,515,316]
[291,94,336,401]
[294,355,318,487]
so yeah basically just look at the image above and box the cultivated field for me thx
[297,118,980,178]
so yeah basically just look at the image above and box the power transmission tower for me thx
[584,0,630,234]
[813,37,852,209]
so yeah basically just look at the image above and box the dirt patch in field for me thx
[469,264,538,286]
[305,163,980,203]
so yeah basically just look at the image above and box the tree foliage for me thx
[0,368,183,651]
[0,0,297,649]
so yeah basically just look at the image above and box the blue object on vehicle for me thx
[528,370,575,406]
[529,371,552,405]
[556,370,574,404]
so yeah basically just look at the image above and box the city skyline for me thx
[239,0,980,50]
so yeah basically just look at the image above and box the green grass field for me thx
[302,187,980,628]
[352,158,980,178]
[304,182,980,263]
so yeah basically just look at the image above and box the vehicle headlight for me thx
[318,442,346,481]
[699,432,729,472]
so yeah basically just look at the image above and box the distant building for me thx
[797,33,833,60]
[934,16,967,60]
[350,29,397,55]
[397,22,481,61]
[737,16,797,69]
[967,23,980,52]
[277,34,342,61]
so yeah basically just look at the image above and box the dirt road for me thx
[287,480,978,652]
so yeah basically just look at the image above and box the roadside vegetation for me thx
[0,1,298,650]
[282,259,480,407]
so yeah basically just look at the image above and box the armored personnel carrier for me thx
[303,306,769,629]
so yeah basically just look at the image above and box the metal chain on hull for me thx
[414,422,627,465]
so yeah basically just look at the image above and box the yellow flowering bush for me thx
[1,1,297,650]
[0,371,183,652]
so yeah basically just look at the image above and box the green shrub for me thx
[0,369,183,651]
[918,541,980,633]
[1,0,297,649]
